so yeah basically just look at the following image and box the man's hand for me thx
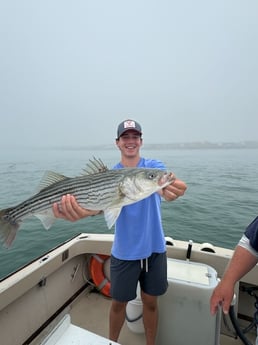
[160,178,187,201]
[210,280,234,315]
[52,194,100,221]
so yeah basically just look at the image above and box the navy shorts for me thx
[110,252,168,302]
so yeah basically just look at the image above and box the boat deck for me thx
[70,290,145,345]
[69,289,256,345]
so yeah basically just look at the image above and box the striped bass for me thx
[0,158,175,248]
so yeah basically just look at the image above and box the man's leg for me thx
[109,299,127,341]
[141,291,158,345]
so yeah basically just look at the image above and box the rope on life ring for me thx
[90,254,111,298]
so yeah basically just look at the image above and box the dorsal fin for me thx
[37,157,108,191]
[82,157,109,175]
[38,171,69,191]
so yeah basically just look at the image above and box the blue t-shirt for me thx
[111,157,167,260]
[244,216,258,252]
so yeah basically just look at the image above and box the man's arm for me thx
[210,245,258,315]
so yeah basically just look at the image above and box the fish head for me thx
[120,168,175,202]
[158,171,175,188]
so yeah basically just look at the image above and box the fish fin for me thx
[37,171,69,192]
[104,208,122,229]
[35,210,56,230]
[0,208,21,248]
[82,157,109,175]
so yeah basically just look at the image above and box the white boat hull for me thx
[0,233,256,345]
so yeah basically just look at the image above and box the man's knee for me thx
[111,300,127,313]
[141,293,157,311]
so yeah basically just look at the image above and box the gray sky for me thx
[0,0,257,148]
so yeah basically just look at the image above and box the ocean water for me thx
[0,147,257,280]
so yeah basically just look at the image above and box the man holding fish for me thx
[53,119,187,345]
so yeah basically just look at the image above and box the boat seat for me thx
[41,314,120,345]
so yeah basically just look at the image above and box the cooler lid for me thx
[167,259,216,286]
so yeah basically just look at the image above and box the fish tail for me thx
[0,208,20,248]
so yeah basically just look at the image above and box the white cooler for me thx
[156,258,221,345]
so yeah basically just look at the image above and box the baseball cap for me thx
[117,119,142,139]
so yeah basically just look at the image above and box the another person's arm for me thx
[210,244,258,315]
[211,217,258,315]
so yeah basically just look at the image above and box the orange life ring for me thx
[90,254,111,298]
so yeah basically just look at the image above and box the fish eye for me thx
[148,172,156,179]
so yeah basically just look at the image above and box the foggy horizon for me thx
[1,1,257,149]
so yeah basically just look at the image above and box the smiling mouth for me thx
[125,145,136,149]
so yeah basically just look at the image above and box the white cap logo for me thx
[124,120,136,129]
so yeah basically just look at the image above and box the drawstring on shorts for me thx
[140,258,148,272]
